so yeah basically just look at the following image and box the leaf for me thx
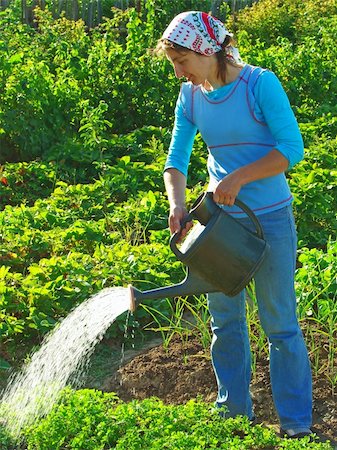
[29,266,44,276]
[8,52,24,64]
[0,266,10,279]
[306,172,315,184]
[0,357,11,370]
[119,155,131,164]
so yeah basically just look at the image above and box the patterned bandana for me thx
[162,11,241,61]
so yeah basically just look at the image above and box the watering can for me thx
[129,192,269,312]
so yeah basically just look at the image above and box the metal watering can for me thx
[129,192,269,312]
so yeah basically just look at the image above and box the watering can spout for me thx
[128,269,216,312]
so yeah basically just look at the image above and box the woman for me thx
[155,11,313,439]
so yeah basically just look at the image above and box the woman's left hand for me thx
[213,150,290,206]
[213,172,243,206]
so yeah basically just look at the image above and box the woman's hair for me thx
[154,36,239,84]
[154,38,188,56]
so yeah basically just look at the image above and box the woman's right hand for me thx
[168,205,193,239]
[164,168,192,239]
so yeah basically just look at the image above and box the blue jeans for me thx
[208,205,312,430]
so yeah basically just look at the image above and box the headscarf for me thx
[162,11,241,63]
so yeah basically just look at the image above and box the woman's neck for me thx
[203,64,244,91]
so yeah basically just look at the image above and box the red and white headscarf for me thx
[162,11,241,62]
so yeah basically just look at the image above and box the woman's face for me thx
[166,48,215,86]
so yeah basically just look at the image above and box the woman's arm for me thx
[214,71,304,206]
[213,149,289,205]
[254,70,304,170]
[164,86,198,234]
[164,88,198,177]
[164,168,189,235]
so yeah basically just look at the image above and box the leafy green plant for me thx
[0,162,57,209]
[0,2,336,436]
[289,138,337,248]
[0,6,178,162]
[14,388,332,449]
[230,0,337,47]
[0,424,15,450]
[295,240,337,384]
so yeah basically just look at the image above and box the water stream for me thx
[0,286,130,439]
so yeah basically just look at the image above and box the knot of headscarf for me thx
[162,11,241,62]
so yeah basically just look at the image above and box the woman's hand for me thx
[168,205,193,239]
[213,171,243,206]
[213,150,289,206]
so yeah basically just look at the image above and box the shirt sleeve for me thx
[254,70,304,169]
[164,91,198,177]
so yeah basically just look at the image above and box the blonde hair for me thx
[153,38,188,57]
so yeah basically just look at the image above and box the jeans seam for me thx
[286,206,297,274]
[239,296,250,415]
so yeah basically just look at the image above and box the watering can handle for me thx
[232,198,264,239]
[170,194,265,259]
[169,213,194,259]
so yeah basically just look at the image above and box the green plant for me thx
[295,240,337,390]
[142,293,211,352]
[0,424,15,450]
[0,1,336,431]
[16,388,332,449]
[230,0,337,47]
[289,138,337,248]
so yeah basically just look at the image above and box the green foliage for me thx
[144,0,214,36]
[0,126,172,210]
[0,182,184,346]
[289,138,337,247]
[0,424,15,450]
[230,0,337,46]
[295,240,337,384]
[0,2,336,440]
[0,5,185,162]
[0,161,56,208]
[19,388,332,449]
[296,240,337,322]
[0,117,211,359]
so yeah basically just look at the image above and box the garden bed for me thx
[104,333,337,446]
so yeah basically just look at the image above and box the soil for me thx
[103,333,337,447]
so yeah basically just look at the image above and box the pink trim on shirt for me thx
[246,67,267,126]
[200,65,250,104]
[209,142,274,149]
[228,195,293,214]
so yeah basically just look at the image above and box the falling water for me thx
[0,287,130,439]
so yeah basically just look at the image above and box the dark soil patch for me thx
[104,334,337,447]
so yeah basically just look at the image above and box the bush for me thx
[289,138,337,247]
[296,239,337,323]
[0,7,179,162]
[234,1,337,118]
[230,0,337,46]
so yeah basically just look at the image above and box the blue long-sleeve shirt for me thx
[164,65,304,216]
